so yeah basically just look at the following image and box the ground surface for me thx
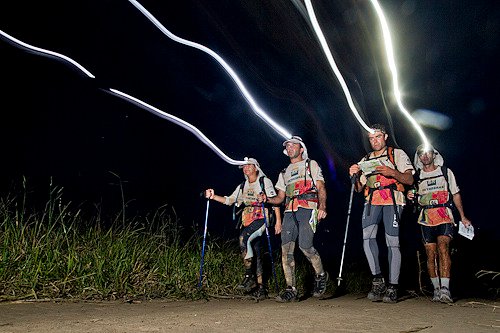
[0,294,498,332]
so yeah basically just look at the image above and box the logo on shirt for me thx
[427,179,437,187]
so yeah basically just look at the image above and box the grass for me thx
[0,181,324,301]
[0,183,248,300]
[0,180,378,301]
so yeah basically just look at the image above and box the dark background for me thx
[1,1,499,295]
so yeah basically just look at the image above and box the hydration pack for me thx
[233,176,277,228]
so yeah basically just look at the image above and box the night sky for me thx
[1,0,499,257]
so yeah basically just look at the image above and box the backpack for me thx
[280,158,317,193]
[232,176,276,228]
[364,146,397,171]
[414,165,458,218]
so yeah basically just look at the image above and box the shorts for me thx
[421,223,454,244]
[281,208,315,249]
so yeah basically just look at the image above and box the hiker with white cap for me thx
[205,157,281,299]
[348,124,414,303]
[260,136,328,302]
[407,144,472,303]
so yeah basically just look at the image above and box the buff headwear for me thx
[414,144,444,169]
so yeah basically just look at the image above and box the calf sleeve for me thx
[363,224,380,275]
[281,242,296,287]
[386,234,401,284]
[299,246,324,275]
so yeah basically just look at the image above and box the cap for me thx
[282,135,308,159]
[239,157,267,179]
[238,157,260,169]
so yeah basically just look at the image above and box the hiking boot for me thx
[275,286,298,302]
[313,272,329,297]
[367,277,387,301]
[383,285,398,303]
[432,288,441,302]
[253,286,268,300]
[439,287,453,303]
[237,274,256,292]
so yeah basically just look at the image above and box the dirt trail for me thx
[0,294,499,332]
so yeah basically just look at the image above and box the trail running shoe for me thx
[432,288,441,302]
[275,286,298,302]
[439,287,453,303]
[237,274,256,292]
[253,286,268,300]
[313,272,329,297]
[367,277,387,301]
[382,285,398,303]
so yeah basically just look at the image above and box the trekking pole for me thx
[262,201,279,293]
[337,175,356,286]
[198,199,210,289]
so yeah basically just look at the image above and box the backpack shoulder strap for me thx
[232,180,246,221]
[440,165,451,192]
[234,180,245,203]
[280,167,287,185]
[441,165,448,183]
[258,176,266,194]
[415,168,421,184]
[387,146,397,170]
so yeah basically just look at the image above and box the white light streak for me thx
[0,29,95,79]
[303,0,374,134]
[109,89,246,166]
[1,28,246,166]
[128,0,292,140]
[368,0,430,149]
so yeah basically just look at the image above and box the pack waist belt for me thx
[285,193,318,205]
[420,202,453,210]
[366,183,400,223]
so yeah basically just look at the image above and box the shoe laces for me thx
[280,287,297,301]
[315,274,327,290]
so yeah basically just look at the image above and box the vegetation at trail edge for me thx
[0,182,339,301]
[1,181,497,301]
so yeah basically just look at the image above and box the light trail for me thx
[303,0,374,134]
[128,0,292,140]
[0,28,246,166]
[368,0,430,149]
[0,29,95,79]
[108,89,246,165]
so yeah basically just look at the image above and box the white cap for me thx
[238,157,260,169]
[239,157,266,179]
[282,135,308,160]
[414,144,444,169]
